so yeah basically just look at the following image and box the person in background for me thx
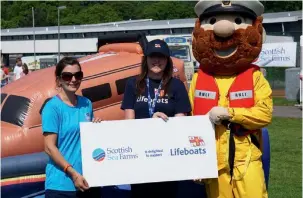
[1,62,9,75]
[121,39,192,198]
[20,63,30,77]
[41,57,102,198]
[1,67,8,87]
[1,62,9,87]
[13,57,23,80]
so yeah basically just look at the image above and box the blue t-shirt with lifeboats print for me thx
[41,95,93,191]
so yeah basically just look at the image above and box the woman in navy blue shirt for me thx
[121,39,192,198]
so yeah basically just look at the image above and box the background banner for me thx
[253,42,297,67]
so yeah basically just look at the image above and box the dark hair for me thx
[23,63,29,75]
[55,57,82,86]
[16,57,22,63]
[136,55,173,96]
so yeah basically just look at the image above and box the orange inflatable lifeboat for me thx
[0,33,187,197]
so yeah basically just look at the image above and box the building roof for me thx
[262,10,302,23]
[1,10,302,36]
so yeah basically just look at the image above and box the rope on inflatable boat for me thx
[1,174,45,186]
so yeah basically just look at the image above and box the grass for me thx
[268,117,302,198]
[273,97,298,106]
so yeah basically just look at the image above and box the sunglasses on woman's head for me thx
[60,71,83,82]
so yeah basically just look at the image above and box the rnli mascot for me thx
[189,1,273,197]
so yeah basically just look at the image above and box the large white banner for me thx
[253,42,297,67]
[80,116,218,187]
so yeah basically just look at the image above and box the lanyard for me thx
[146,78,162,118]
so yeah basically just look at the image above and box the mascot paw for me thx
[209,106,230,125]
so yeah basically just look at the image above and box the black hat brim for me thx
[145,50,170,57]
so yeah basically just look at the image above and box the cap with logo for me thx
[195,0,264,20]
[145,39,171,57]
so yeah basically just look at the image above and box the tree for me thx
[74,4,122,25]
[261,1,302,13]
[0,1,302,29]
[138,1,196,20]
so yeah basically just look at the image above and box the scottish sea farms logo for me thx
[92,148,106,162]
[92,147,138,162]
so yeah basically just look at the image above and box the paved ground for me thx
[273,106,302,118]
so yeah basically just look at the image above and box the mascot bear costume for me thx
[189,0,273,197]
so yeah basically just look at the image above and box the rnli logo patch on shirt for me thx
[230,90,253,100]
[154,88,167,97]
[195,90,216,100]
[85,112,91,121]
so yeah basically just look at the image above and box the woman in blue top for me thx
[121,39,192,198]
[41,57,102,198]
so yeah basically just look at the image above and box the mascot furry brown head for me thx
[192,0,265,75]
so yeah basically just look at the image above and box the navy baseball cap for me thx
[145,39,170,57]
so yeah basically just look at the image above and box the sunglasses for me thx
[60,71,83,82]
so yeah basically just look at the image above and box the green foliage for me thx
[138,1,196,20]
[261,1,302,13]
[1,1,302,29]
[265,67,287,89]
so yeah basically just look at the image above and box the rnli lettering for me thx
[195,90,216,99]
[230,90,253,100]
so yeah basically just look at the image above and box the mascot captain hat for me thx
[195,0,264,19]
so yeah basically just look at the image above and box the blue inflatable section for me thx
[1,152,48,179]
[5,129,270,198]
[1,152,48,198]
[3,182,45,198]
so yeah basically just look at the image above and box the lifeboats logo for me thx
[189,136,205,147]
[170,136,206,156]
[92,148,106,162]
